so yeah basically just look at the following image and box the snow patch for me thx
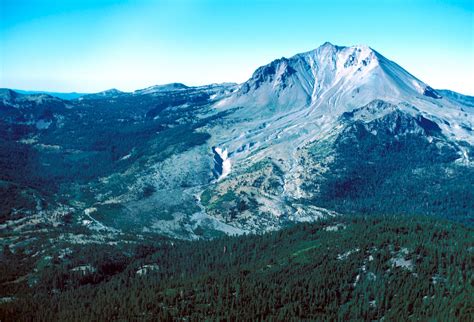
[84,207,97,216]
[120,153,132,161]
[411,80,424,94]
[214,147,232,180]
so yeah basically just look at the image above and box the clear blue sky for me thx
[1,0,473,94]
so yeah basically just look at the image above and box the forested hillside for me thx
[1,215,472,321]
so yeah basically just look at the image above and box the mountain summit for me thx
[224,42,442,112]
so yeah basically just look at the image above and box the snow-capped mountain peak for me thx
[223,42,445,112]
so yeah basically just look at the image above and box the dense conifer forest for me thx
[1,215,472,321]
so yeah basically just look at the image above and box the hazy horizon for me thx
[1,0,473,95]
